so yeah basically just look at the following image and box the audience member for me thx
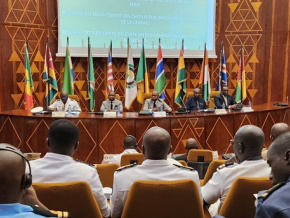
[48,91,81,112]
[0,143,59,218]
[110,127,201,218]
[255,132,290,217]
[185,88,207,111]
[262,123,289,160]
[270,123,289,141]
[143,91,172,112]
[214,86,237,109]
[30,119,110,218]
[100,91,123,112]
[174,138,198,162]
[202,125,270,212]
[109,135,139,165]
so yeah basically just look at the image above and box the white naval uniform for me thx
[30,153,110,218]
[109,149,139,166]
[48,98,81,112]
[110,159,201,218]
[201,159,270,208]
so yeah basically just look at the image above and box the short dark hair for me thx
[48,119,79,150]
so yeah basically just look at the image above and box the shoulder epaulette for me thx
[75,159,95,168]
[32,205,69,218]
[116,163,137,172]
[173,164,195,171]
[218,162,234,170]
[258,182,285,200]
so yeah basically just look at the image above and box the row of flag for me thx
[24,39,247,111]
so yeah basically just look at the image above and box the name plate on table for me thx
[103,111,117,118]
[241,107,254,112]
[52,111,66,117]
[215,109,227,115]
[152,111,166,117]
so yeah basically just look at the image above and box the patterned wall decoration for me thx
[1,0,290,154]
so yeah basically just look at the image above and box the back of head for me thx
[234,125,265,162]
[268,132,290,184]
[185,138,198,151]
[0,144,27,203]
[142,127,171,160]
[48,119,79,155]
[271,123,289,141]
[123,135,137,150]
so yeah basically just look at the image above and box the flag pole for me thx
[87,36,90,108]
[46,35,51,104]
[181,39,184,100]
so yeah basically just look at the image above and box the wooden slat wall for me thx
[0,0,290,112]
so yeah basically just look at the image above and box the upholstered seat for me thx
[33,181,102,218]
[121,179,204,218]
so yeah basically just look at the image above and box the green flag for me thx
[63,38,75,95]
[174,47,186,106]
[87,38,95,111]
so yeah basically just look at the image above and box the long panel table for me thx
[0,103,289,164]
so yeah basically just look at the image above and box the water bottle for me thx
[160,105,164,112]
[222,102,225,109]
[249,100,252,108]
[117,105,121,117]
[68,105,72,115]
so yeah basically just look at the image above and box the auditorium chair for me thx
[33,181,102,218]
[105,93,121,100]
[96,163,119,188]
[120,153,144,166]
[187,149,213,179]
[68,95,80,103]
[218,177,272,218]
[121,179,204,218]
[177,160,188,166]
[200,159,226,186]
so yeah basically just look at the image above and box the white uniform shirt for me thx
[201,159,270,207]
[48,98,81,112]
[110,159,201,218]
[109,149,139,166]
[30,153,110,217]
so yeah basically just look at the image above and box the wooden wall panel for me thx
[1,0,290,113]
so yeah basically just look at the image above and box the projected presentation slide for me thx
[57,0,216,58]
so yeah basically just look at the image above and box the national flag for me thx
[125,39,137,109]
[24,42,34,110]
[235,45,247,103]
[216,42,227,91]
[174,44,186,107]
[107,41,114,94]
[199,44,211,101]
[86,37,95,111]
[155,42,166,99]
[136,39,149,104]
[63,37,75,95]
[43,37,58,107]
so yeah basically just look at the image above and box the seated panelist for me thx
[185,88,207,111]
[48,91,81,112]
[214,86,237,109]
[100,91,123,112]
[143,91,172,112]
